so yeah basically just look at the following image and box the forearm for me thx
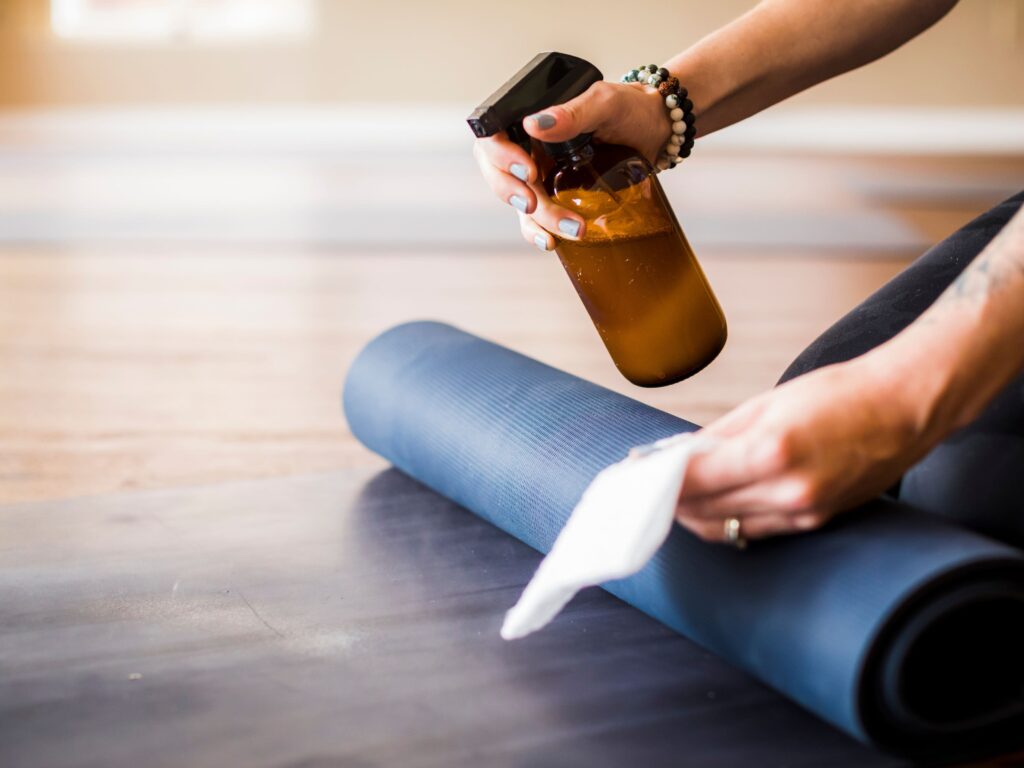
[665,0,958,136]
[874,206,1024,444]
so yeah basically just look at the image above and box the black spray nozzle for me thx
[467,52,603,153]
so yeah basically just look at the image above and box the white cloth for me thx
[501,432,712,640]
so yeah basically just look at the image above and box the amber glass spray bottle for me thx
[469,52,726,387]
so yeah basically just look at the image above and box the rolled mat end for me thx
[343,321,1024,759]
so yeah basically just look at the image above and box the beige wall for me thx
[0,0,1022,108]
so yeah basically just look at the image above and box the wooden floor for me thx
[1,114,1022,505]
[4,110,1024,768]
[1,246,913,504]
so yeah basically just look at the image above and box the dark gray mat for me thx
[0,470,906,768]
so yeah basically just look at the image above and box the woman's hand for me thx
[471,0,960,251]
[471,81,670,251]
[677,198,1024,544]
[676,356,938,542]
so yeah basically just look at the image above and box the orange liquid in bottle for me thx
[546,142,727,387]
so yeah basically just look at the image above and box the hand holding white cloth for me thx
[501,433,712,640]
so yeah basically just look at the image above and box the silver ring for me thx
[724,517,746,549]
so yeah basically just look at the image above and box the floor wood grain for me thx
[0,246,913,504]
[1,126,1021,505]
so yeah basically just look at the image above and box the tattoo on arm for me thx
[890,204,1024,430]
[936,206,1024,308]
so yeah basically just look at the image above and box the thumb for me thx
[523,81,616,143]
[700,395,769,440]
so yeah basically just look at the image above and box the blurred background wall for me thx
[0,0,1022,109]
[0,1,1021,252]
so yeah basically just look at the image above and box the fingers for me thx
[473,134,537,184]
[518,207,582,250]
[677,511,826,544]
[742,514,819,538]
[677,470,835,544]
[476,146,538,213]
[699,396,767,440]
[487,168,582,244]
[473,133,584,243]
[523,81,618,143]
[678,474,820,520]
[474,134,542,217]
[502,185,583,246]
[529,187,585,241]
[677,514,797,543]
[518,212,554,252]
[680,432,787,499]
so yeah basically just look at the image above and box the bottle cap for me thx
[467,52,603,152]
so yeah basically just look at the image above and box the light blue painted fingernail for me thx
[509,194,528,213]
[509,163,529,182]
[558,218,581,237]
[533,233,549,251]
[531,113,556,129]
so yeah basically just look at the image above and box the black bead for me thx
[647,64,658,73]
[680,98,693,113]
[657,67,670,80]
[677,87,688,100]
[683,112,696,126]
[682,137,694,150]
[679,146,691,158]
[684,125,697,139]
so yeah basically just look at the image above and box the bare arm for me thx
[468,0,1023,542]
[475,0,960,247]
[668,0,960,135]
[884,205,1024,441]
[676,205,1024,541]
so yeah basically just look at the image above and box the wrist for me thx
[861,320,978,449]
[638,86,673,161]
[664,25,769,135]
[665,55,726,126]
[620,72,695,168]
[842,351,937,461]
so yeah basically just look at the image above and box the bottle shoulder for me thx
[544,142,679,240]
[544,142,652,196]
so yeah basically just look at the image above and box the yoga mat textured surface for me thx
[343,321,1024,759]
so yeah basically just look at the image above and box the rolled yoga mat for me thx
[343,321,1024,759]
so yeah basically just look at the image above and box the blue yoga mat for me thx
[343,321,1024,759]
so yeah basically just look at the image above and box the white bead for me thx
[673,156,684,164]
[665,94,678,108]
[671,134,684,145]
[670,107,683,121]
[656,157,671,171]
[648,75,661,86]
[672,120,685,134]
[666,144,680,156]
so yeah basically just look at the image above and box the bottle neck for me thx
[543,133,595,168]
[559,142,594,168]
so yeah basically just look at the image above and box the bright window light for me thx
[51,0,315,44]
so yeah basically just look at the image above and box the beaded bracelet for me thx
[620,64,696,171]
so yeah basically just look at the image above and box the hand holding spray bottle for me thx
[469,52,727,387]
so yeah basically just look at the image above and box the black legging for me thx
[779,190,1024,546]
